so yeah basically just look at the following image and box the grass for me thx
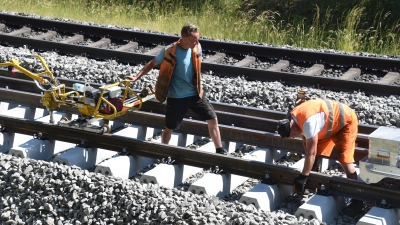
[0,0,399,56]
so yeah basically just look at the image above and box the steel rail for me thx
[0,72,364,150]
[0,115,398,207]
[0,87,368,162]
[0,73,372,149]
[0,69,379,135]
[0,73,374,147]
[1,13,399,71]
[0,34,399,97]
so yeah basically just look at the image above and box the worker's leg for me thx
[333,111,362,217]
[163,97,190,145]
[206,117,222,148]
[191,94,226,154]
[161,128,173,144]
[333,111,358,178]
[342,163,357,179]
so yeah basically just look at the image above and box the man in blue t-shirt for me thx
[125,24,228,155]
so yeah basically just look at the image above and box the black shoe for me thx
[216,148,228,155]
[342,199,364,217]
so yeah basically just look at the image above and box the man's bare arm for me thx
[125,59,158,82]
[302,135,318,176]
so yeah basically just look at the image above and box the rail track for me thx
[0,85,400,225]
[1,12,400,224]
[0,13,399,98]
[0,77,399,207]
[0,112,398,205]
[0,73,374,159]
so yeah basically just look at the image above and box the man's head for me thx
[180,23,200,49]
[277,118,302,138]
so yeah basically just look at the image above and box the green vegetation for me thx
[1,0,399,55]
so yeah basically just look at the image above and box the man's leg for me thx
[206,118,222,148]
[334,112,358,179]
[341,166,364,217]
[161,127,173,144]
[191,95,227,154]
[335,112,362,217]
[342,162,357,179]
[163,97,190,145]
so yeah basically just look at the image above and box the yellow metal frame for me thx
[0,54,145,121]
[90,80,143,120]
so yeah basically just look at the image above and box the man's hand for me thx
[293,174,308,194]
[124,75,138,82]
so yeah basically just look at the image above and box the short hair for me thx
[277,119,291,138]
[181,24,199,37]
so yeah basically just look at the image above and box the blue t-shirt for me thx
[155,44,202,98]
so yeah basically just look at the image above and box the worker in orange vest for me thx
[125,23,227,155]
[277,99,363,217]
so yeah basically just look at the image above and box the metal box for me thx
[85,88,100,99]
[99,86,121,99]
[368,126,400,166]
[360,126,400,184]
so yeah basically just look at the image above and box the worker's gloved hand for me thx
[293,174,308,194]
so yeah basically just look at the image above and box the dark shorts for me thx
[165,94,217,130]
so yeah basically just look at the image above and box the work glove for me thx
[293,174,308,194]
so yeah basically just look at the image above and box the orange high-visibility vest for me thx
[155,39,203,103]
[291,99,354,139]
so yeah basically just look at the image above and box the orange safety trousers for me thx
[317,111,358,164]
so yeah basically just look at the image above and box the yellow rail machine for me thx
[0,54,154,134]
